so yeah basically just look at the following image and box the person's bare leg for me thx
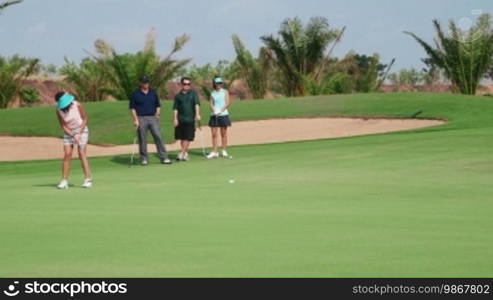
[62,145,73,180]
[78,146,92,179]
[211,127,219,153]
[220,127,228,152]
[180,140,186,157]
[183,140,190,153]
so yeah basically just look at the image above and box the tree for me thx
[420,57,441,87]
[260,17,343,96]
[328,52,393,93]
[231,34,271,99]
[388,68,423,91]
[405,14,493,95]
[0,1,39,108]
[0,0,22,11]
[487,65,493,80]
[59,57,108,102]
[0,55,39,108]
[39,63,58,76]
[185,60,233,99]
[352,54,391,92]
[91,30,191,100]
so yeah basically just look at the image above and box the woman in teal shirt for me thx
[207,76,232,159]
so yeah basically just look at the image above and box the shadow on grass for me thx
[109,152,182,166]
[108,150,207,166]
[33,181,90,190]
[187,149,207,159]
[32,184,57,188]
[33,183,85,189]
[110,155,132,166]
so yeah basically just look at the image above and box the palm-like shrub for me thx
[405,14,493,95]
[0,1,32,108]
[0,55,39,108]
[421,57,443,88]
[260,17,343,96]
[0,0,21,11]
[231,34,272,99]
[93,31,191,100]
[59,57,108,102]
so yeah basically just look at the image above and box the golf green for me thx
[0,93,492,277]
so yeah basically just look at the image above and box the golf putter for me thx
[129,137,137,167]
[129,126,139,167]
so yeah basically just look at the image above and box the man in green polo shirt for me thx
[173,77,201,161]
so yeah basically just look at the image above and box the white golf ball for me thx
[229,179,235,184]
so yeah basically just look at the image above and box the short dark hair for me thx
[181,77,191,84]
[54,91,65,102]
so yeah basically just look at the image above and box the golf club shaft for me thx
[130,126,139,166]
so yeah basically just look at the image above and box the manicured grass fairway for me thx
[0,93,492,277]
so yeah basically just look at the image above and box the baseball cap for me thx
[139,75,150,83]
[213,77,224,84]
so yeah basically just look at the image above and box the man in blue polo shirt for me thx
[129,75,171,165]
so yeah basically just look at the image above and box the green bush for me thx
[304,72,353,96]
[19,86,40,106]
[327,73,353,94]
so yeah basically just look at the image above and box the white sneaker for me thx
[82,178,93,188]
[176,152,183,161]
[183,152,189,161]
[221,150,229,157]
[206,152,219,159]
[57,179,69,189]
[161,158,172,164]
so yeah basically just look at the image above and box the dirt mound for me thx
[8,77,65,108]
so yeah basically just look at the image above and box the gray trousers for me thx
[137,116,168,161]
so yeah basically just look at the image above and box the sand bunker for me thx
[0,117,444,162]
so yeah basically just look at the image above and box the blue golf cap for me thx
[58,93,75,110]
[214,77,224,84]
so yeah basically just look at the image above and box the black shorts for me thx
[208,115,232,127]
[175,122,195,141]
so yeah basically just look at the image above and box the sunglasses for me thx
[182,82,191,86]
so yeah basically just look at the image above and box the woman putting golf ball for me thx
[207,76,232,159]
[54,92,93,189]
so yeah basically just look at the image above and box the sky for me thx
[0,0,491,71]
